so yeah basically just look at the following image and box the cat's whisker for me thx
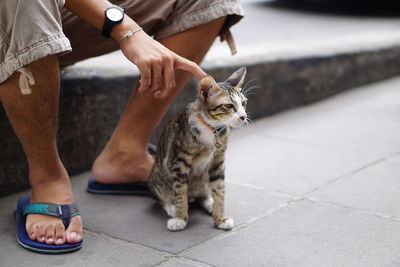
[242,79,258,91]
[242,85,261,98]
[244,113,254,128]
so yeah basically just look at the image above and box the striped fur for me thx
[148,67,248,231]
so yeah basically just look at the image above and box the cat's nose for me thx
[239,115,246,121]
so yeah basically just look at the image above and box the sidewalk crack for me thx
[178,198,302,256]
[154,256,215,267]
[83,228,174,258]
[305,197,400,223]
[304,155,395,196]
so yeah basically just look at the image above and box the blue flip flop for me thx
[87,143,155,196]
[87,178,151,196]
[16,197,83,254]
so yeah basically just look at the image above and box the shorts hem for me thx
[153,2,244,40]
[0,35,71,84]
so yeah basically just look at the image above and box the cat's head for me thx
[197,67,248,128]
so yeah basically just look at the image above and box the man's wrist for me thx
[111,17,141,41]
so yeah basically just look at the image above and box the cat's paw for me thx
[217,216,234,230]
[167,218,187,231]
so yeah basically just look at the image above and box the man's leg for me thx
[92,17,227,183]
[0,55,82,245]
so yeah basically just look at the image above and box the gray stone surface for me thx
[158,257,212,267]
[254,77,400,157]
[226,129,380,195]
[184,201,400,267]
[1,76,400,266]
[0,233,165,267]
[69,173,290,254]
[309,156,400,219]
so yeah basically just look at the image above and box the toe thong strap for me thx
[23,203,80,228]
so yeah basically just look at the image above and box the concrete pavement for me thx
[1,75,399,266]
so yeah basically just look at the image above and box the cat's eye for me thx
[242,100,247,106]
[224,104,234,109]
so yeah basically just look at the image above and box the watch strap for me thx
[102,20,114,38]
[102,5,124,39]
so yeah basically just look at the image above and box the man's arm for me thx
[64,0,206,98]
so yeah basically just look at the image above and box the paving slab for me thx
[226,129,380,195]
[308,155,400,219]
[157,257,212,267]
[69,173,290,254]
[253,77,400,157]
[184,201,400,267]
[0,233,165,267]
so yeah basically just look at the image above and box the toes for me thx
[45,225,55,245]
[66,216,83,243]
[54,222,66,245]
[27,223,38,241]
[37,224,46,243]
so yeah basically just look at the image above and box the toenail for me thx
[47,238,54,242]
[56,238,63,244]
[69,232,77,238]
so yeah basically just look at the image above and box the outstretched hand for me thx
[119,29,206,99]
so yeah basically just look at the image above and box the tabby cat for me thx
[148,67,248,231]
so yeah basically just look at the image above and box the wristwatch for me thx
[102,5,125,38]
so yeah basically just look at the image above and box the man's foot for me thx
[26,175,83,245]
[92,142,155,184]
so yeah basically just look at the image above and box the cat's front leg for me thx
[167,158,191,231]
[210,178,234,230]
[167,180,189,231]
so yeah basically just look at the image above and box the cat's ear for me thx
[198,75,221,102]
[225,67,247,92]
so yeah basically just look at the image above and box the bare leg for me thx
[92,17,227,183]
[0,55,83,245]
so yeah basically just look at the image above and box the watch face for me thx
[106,7,123,22]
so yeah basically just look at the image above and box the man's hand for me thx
[119,29,206,99]
[64,0,205,99]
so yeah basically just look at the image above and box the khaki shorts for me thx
[0,0,244,85]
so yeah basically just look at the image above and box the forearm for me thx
[64,0,140,40]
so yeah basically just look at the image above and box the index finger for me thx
[174,55,207,79]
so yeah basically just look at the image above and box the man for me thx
[0,0,243,253]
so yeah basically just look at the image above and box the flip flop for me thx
[87,178,151,196]
[16,196,83,254]
[87,143,156,196]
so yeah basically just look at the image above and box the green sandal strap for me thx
[23,203,80,218]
